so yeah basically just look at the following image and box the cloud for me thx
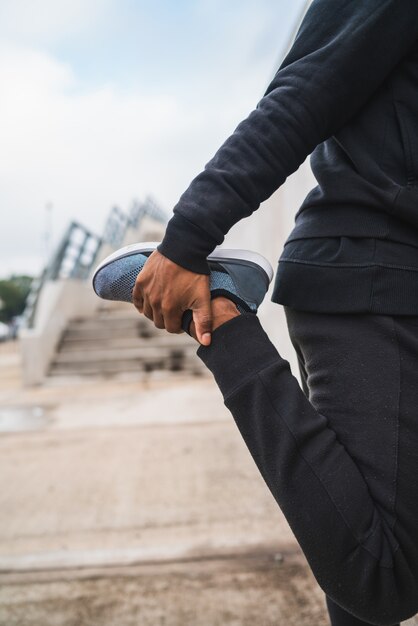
[0,0,113,45]
[0,45,257,275]
[0,1,305,276]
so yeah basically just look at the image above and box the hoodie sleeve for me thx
[158,0,418,274]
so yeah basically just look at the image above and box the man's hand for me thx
[132,250,213,346]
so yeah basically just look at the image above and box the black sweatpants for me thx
[197,309,418,626]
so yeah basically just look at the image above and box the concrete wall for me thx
[20,280,98,386]
[20,216,167,386]
[222,157,316,382]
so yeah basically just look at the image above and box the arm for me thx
[134,0,418,341]
[158,0,418,274]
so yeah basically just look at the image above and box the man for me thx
[93,2,418,624]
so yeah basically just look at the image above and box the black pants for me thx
[197,308,418,626]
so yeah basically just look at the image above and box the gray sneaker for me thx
[92,242,273,333]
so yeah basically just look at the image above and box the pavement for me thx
[0,340,417,626]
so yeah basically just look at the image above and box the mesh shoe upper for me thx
[93,254,148,301]
[93,241,271,314]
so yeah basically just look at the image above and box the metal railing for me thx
[129,196,168,229]
[103,197,167,247]
[22,222,102,329]
[21,197,168,329]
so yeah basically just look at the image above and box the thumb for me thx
[193,292,213,346]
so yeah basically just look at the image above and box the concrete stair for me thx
[48,306,207,380]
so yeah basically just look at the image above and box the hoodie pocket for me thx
[393,100,417,186]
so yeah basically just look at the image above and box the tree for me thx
[0,276,33,323]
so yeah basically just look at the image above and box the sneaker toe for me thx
[93,254,146,301]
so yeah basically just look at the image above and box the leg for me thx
[196,308,418,625]
[292,325,400,626]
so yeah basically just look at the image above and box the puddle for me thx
[0,406,50,432]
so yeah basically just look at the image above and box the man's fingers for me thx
[153,310,165,330]
[143,300,154,322]
[133,297,143,314]
[164,308,184,334]
[132,281,144,313]
[132,254,212,342]
[193,294,213,346]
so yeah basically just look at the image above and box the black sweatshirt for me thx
[158,0,418,314]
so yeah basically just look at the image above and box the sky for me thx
[0,0,306,277]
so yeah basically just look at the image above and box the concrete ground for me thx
[0,341,417,626]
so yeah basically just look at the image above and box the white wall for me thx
[20,279,98,386]
[222,157,316,383]
[20,216,167,386]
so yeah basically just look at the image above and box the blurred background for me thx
[0,1,335,625]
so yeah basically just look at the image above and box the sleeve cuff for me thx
[197,313,281,397]
[158,213,219,275]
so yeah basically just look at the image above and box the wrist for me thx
[158,214,218,275]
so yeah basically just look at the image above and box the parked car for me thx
[8,316,21,340]
[0,322,10,341]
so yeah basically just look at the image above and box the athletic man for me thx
[93,2,418,623]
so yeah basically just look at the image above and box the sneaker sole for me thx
[93,241,274,287]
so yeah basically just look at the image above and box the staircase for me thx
[48,306,207,381]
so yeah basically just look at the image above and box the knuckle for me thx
[163,304,177,316]
[133,276,143,290]
[149,298,160,310]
